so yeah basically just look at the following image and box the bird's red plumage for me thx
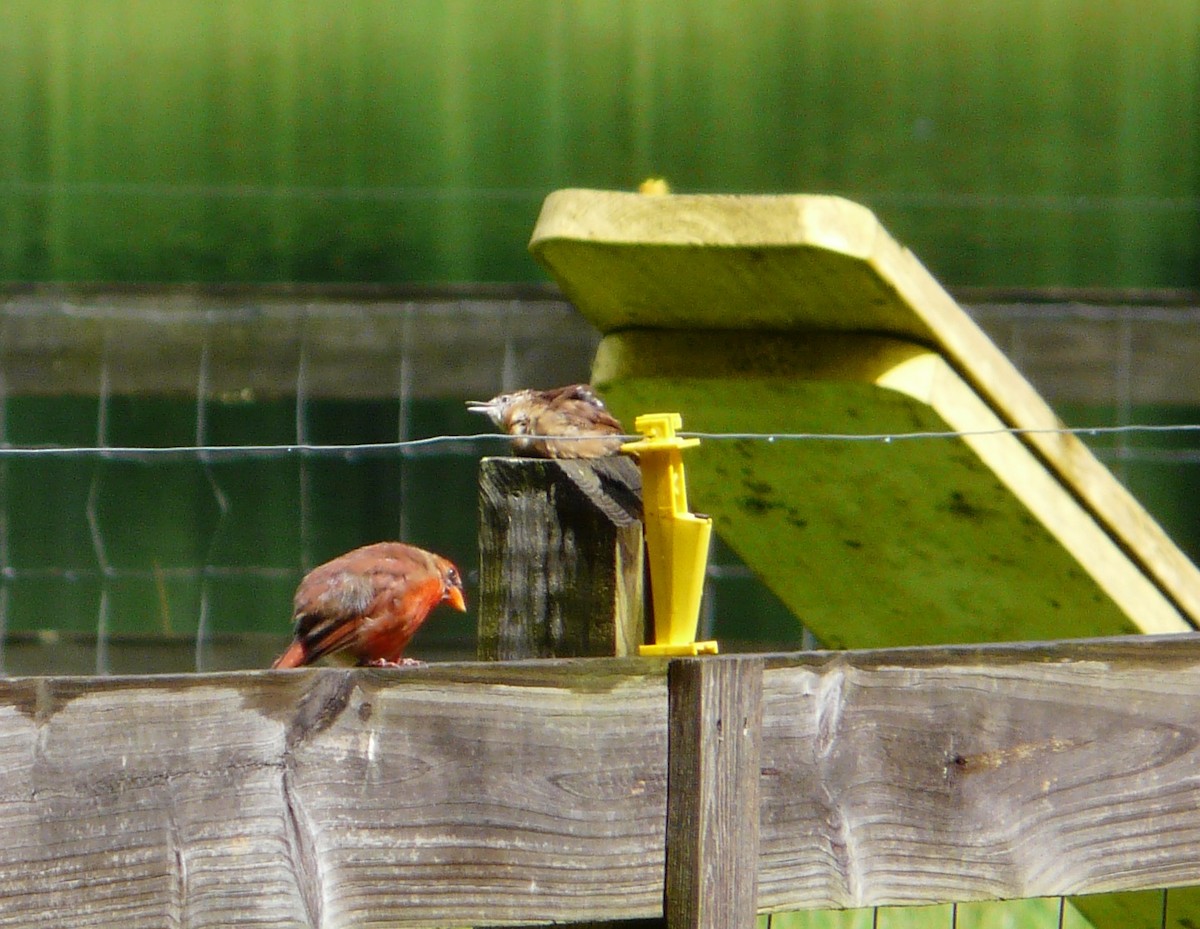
[271,542,465,669]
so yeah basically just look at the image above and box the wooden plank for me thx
[756,635,1200,917]
[0,661,668,929]
[477,456,653,929]
[477,456,645,659]
[666,657,763,929]
[529,189,1200,629]
[6,639,1200,925]
[0,287,597,400]
[5,286,1200,406]
[590,329,1182,647]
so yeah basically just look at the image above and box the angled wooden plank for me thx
[591,329,1182,647]
[529,189,1200,630]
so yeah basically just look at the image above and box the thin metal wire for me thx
[397,307,415,542]
[295,318,313,571]
[500,301,520,393]
[94,589,110,676]
[1114,316,1134,483]
[1161,887,1170,929]
[88,335,114,675]
[0,355,9,675]
[0,421,1193,461]
[1057,895,1067,929]
[194,327,234,672]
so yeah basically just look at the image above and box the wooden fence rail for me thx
[4,634,1200,928]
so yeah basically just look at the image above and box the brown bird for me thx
[467,384,625,459]
[271,542,466,669]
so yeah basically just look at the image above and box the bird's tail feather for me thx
[271,640,309,669]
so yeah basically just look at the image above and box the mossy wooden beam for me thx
[529,189,1200,636]
[591,330,1179,647]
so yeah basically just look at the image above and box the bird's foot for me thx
[365,657,426,669]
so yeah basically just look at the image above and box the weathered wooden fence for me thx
[5,634,1200,927]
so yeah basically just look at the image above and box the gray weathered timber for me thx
[477,456,645,660]
[666,657,763,929]
[0,660,668,929]
[8,637,1200,926]
[0,286,597,400]
[6,285,1200,405]
[476,455,655,929]
[756,635,1200,916]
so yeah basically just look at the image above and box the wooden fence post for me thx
[666,656,764,929]
[477,454,657,929]
[477,455,645,660]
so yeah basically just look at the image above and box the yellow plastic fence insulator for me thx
[622,413,718,657]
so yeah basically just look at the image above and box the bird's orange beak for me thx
[445,584,467,612]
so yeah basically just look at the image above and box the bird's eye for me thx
[447,568,460,586]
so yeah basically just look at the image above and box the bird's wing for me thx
[546,383,611,410]
[540,386,624,433]
[289,568,378,663]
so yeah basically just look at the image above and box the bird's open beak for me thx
[465,400,496,415]
[445,585,467,612]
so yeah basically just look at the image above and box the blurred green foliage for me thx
[0,0,1197,287]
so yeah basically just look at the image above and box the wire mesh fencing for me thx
[0,288,1197,676]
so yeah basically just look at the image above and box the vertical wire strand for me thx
[1008,313,1028,376]
[296,308,313,571]
[0,348,9,674]
[950,901,957,929]
[195,320,231,671]
[500,299,519,393]
[1114,313,1134,482]
[87,333,113,674]
[1057,895,1067,929]
[1161,887,1169,929]
[397,304,414,541]
[194,333,212,671]
[699,575,717,640]
[872,906,880,929]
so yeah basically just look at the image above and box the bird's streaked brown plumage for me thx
[467,384,625,459]
[271,542,466,669]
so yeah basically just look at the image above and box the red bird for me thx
[271,542,466,669]
[467,384,625,459]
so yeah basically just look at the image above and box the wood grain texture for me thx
[7,638,1200,926]
[529,188,1200,629]
[757,635,1200,917]
[477,456,645,660]
[666,657,763,929]
[0,661,668,929]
